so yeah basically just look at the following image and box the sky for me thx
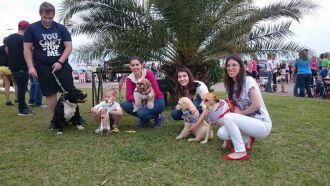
[0,0,329,59]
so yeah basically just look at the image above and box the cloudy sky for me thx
[0,0,329,56]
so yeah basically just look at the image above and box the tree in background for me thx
[58,0,318,96]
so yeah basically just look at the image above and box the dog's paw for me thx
[187,138,197,142]
[76,125,84,130]
[200,140,208,144]
[56,131,63,135]
[147,103,154,109]
[175,136,183,140]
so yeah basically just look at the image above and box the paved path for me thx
[75,80,296,97]
[210,81,295,97]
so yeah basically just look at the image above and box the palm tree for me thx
[58,0,318,94]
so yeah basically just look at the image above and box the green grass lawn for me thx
[0,90,329,185]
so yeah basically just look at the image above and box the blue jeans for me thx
[171,97,203,120]
[293,82,299,97]
[29,77,42,106]
[296,74,312,97]
[316,79,324,98]
[12,70,29,112]
[266,71,273,92]
[122,98,165,123]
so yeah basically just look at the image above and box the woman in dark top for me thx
[0,37,16,106]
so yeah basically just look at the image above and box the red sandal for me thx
[224,154,249,161]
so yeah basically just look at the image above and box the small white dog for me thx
[133,78,155,112]
[200,93,235,146]
[175,97,213,143]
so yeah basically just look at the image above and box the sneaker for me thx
[35,105,48,108]
[154,113,164,128]
[5,101,14,106]
[135,120,146,129]
[48,120,57,130]
[18,109,34,116]
[76,125,85,130]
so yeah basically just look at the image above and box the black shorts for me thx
[35,63,74,96]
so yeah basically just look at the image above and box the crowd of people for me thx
[1,1,329,162]
[245,50,329,99]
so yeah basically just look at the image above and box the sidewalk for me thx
[210,81,295,97]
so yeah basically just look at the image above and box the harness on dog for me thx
[208,100,235,125]
[63,100,77,120]
[182,109,198,124]
[53,73,77,120]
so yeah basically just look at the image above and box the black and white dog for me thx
[53,88,87,134]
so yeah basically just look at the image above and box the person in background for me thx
[122,56,165,128]
[24,2,82,129]
[151,62,158,77]
[171,66,209,132]
[6,20,33,115]
[265,53,273,92]
[218,54,272,161]
[279,63,287,93]
[256,60,261,80]
[321,52,330,70]
[295,49,312,98]
[0,37,16,106]
[272,54,280,91]
[28,76,46,108]
[249,57,258,79]
[315,72,325,99]
[310,55,318,85]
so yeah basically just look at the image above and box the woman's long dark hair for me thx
[175,66,200,99]
[224,55,246,100]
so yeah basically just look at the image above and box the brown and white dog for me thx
[175,97,213,143]
[133,78,155,112]
[200,93,235,145]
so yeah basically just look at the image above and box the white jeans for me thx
[217,113,272,152]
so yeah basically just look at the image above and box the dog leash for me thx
[52,72,68,94]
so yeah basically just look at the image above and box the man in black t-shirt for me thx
[6,20,32,115]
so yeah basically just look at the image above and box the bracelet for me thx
[56,61,63,65]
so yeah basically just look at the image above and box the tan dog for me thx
[175,97,213,143]
[200,93,235,145]
[133,78,155,112]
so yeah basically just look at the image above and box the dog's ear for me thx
[213,95,220,103]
